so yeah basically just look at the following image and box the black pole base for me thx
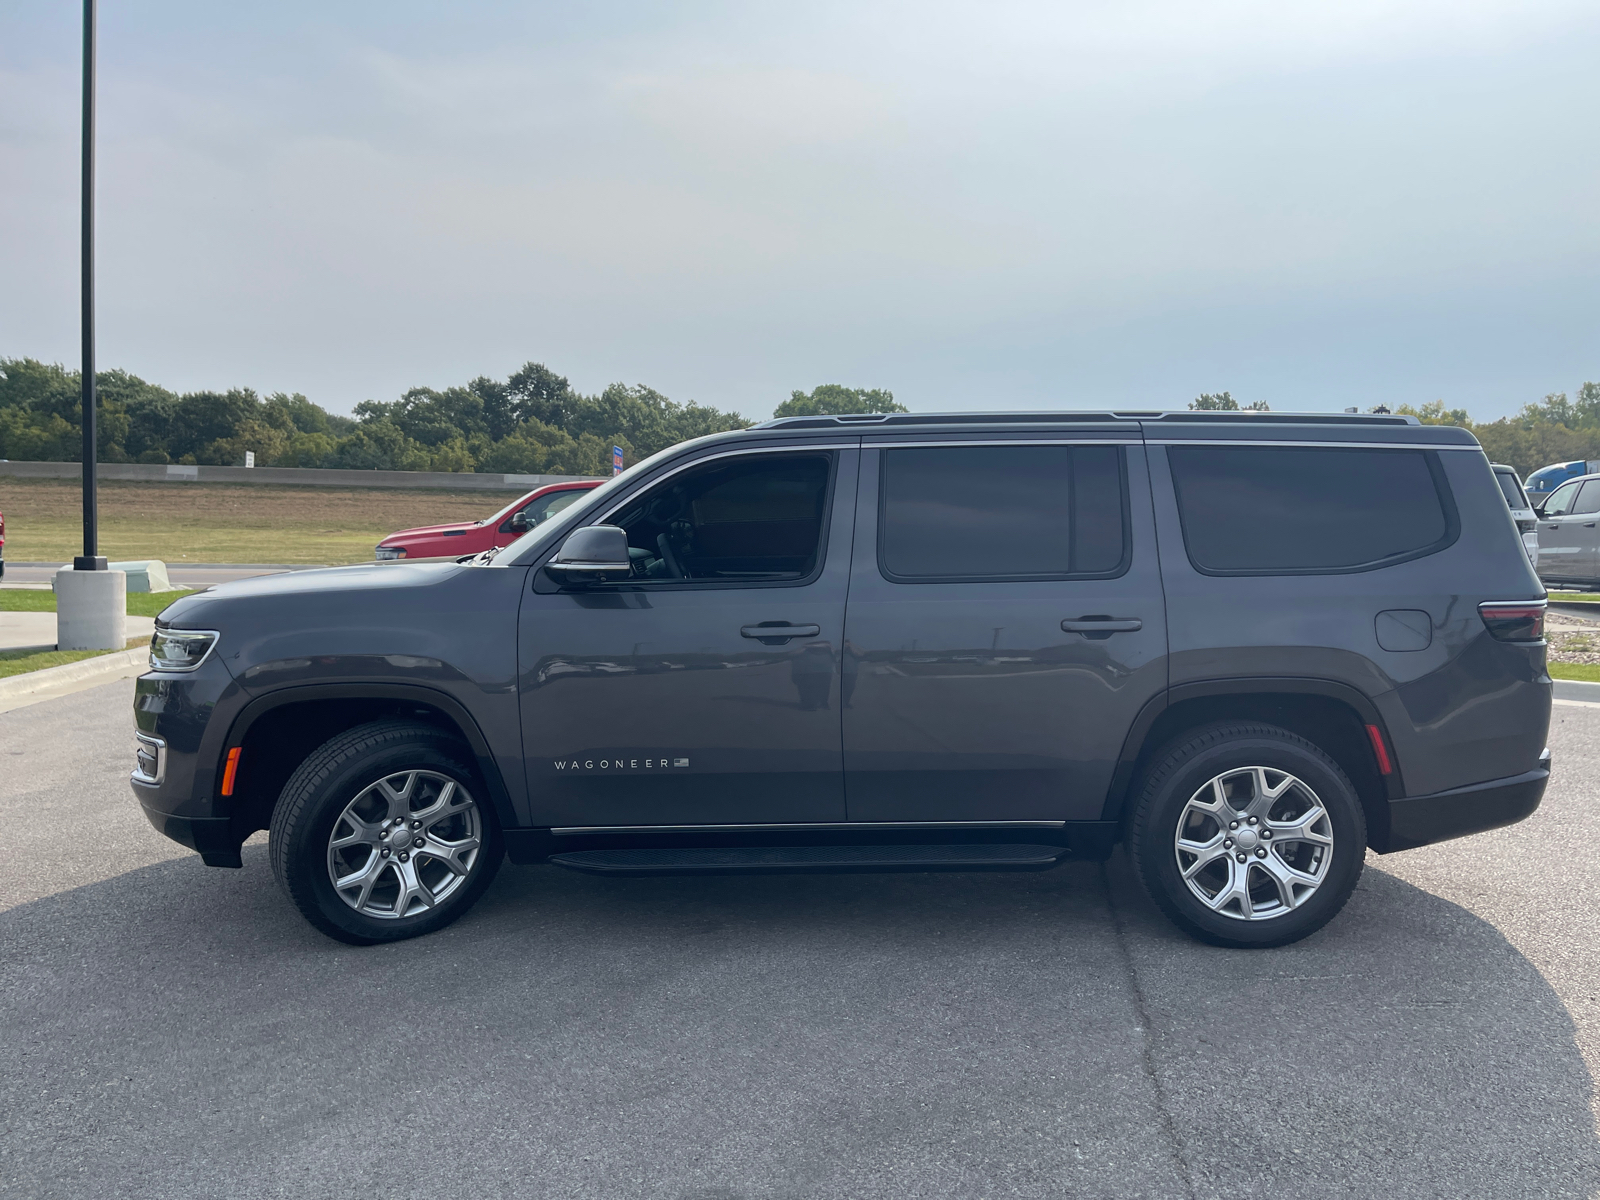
[73,556,108,571]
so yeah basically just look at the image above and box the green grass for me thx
[1549,662,1600,683]
[1548,591,1600,604]
[0,637,149,680]
[0,588,194,617]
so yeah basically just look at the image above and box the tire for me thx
[269,720,505,945]
[1126,722,1366,949]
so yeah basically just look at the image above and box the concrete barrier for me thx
[0,461,601,492]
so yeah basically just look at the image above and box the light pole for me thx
[77,0,102,572]
[56,0,126,650]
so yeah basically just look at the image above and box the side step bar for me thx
[547,843,1070,877]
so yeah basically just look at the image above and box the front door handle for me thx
[1062,616,1143,638]
[741,622,821,643]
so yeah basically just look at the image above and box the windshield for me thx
[1493,470,1529,510]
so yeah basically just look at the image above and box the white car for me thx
[1490,464,1539,569]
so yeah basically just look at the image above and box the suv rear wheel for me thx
[1127,723,1366,948]
[269,721,505,944]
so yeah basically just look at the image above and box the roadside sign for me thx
[613,446,624,475]
[244,451,255,468]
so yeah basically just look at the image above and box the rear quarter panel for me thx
[1149,434,1550,797]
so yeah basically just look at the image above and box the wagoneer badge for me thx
[554,757,690,771]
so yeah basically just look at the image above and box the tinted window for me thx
[1575,480,1600,515]
[879,445,1127,581]
[526,489,584,523]
[1544,480,1582,516]
[608,453,831,582]
[1493,470,1528,509]
[1168,446,1454,574]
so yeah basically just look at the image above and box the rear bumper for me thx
[1379,748,1550,853]
[136,796,243,868]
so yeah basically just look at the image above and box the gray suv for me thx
[131,411,1552,949]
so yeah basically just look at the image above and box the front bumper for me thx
[1381,748,1551,852]
[137,801,243,868]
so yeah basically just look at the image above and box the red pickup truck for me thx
[373,480,601,561]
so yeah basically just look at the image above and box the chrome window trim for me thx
[860,438,1140,448]
[1146,439,1480,450]
[132,732,166,786]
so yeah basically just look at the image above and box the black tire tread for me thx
[1126,721,1365,948]
[269,719,499,943]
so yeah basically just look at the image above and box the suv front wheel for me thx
[1127,723,1367,948]
[270,721,505,944]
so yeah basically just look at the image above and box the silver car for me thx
[1533,471,1600,586]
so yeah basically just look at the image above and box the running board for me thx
[546,843,1070,877]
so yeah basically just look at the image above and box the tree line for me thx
[0,358,903,476]
[1187,385,1600,477]
[2,354,1592,479]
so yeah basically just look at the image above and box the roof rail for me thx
[752,410,1420,430]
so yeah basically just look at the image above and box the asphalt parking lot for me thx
[2,682,1597,1199]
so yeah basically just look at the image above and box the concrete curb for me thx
[0,646,148,701]
[1553,678,1600,703]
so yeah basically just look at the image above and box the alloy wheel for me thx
[1173,765,1333,921]
[326,770,482,919]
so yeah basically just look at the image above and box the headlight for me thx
[374,546,406,560]
[149,628,220,672]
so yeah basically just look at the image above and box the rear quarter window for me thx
[1167,445,1459,575]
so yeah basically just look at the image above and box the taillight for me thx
[1479,601,1545,642]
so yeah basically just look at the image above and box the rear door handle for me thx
[1062,617,1143,636]
[741,622,821,642]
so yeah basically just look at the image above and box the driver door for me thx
[518,446,859,828]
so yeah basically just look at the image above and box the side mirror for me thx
[1532,502,1546,518]
[509,511,530,533]
[546,525,632,583]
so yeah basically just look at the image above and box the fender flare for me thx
[220,682,520,833]
[1101,676,1405,824]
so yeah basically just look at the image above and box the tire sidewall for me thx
[279,736,503,944]
[1135,731,1366,948]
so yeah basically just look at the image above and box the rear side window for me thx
[1493,470,1528,509]
[879,445,1128,581]
[1167,446,1457,575]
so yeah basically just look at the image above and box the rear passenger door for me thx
[841,432,1168,822]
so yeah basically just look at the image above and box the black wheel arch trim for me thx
[217,682,520,835]
[1101,676,1406,826]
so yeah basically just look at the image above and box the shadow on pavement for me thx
[0,845,1595,1199]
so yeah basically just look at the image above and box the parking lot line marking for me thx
[1553,698,1600,709]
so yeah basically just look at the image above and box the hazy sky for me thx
[3,0,1597,422]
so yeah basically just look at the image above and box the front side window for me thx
[507,488,585,531]
[1544,480,1582,517]
[1168,445,1457,575]
[878,444,1128,582]
[605,453,832,582]
[1574,480,1600,515]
